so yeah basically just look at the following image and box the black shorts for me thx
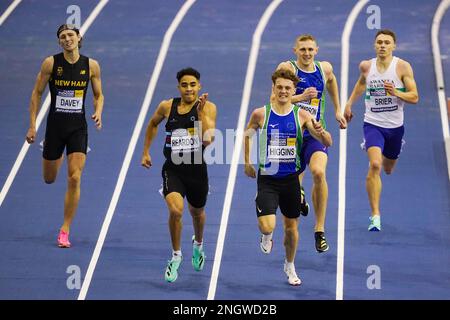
[43,116,88,160]
[255,171,302,219]
[162,161,209,209]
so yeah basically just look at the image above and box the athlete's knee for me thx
[369,159,382,173]
[189,207,204,218]
[259,219,275,234]
[168,203,184,219]
[310,166,326,183]
[384,166,394,175]
[67,171,82,188]
[284,223,298,235]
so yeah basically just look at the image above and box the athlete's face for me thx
[178,75,201,104]
[272,78,296,104]
[58,30,81,52]
[293,40,318,66]
[374,34,396,58]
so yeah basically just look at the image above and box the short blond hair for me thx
[295,34,316,44]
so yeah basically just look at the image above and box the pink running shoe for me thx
[57,230,71,248]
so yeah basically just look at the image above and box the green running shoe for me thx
[192,236,205,271]
[165,256,182,282]
[368,215,381,231]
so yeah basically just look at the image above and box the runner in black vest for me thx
[26,24,104,248]
[141,67,217,283]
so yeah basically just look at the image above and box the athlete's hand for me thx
[141,152,152,169]
[197,93,208,113]
[26,127,36,144]
[343,104,353,123]
[311,119,325,135]
[383,81,396,96]
[301,87,318,100]
[244,163,256,178]
[335,113,347,129]
[91,112,102,130]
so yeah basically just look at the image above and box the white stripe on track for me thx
[77,0,197,300]
[336,0,370,301]
[207,0,284,301]
[431,0,450,181]
[0,0,21,27]
[0,0,109,208]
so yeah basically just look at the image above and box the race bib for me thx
[170,128,200,153]
[55,89,83,113]
[297,99,319,117]
[268,137,296,162]
[369,88,399,113]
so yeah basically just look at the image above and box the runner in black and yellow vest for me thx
[141,68,217,283]
[26,24,104,248]
[244,69,332,286]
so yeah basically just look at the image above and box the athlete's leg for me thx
[60,152,85,232]
[282,216,299,263]
[366,146,382,217]
[165,192,185,251]
[188,204,205,243]
[382,156,398,175]
[309,151,328,232]
[43,155,64,184]
[258,214,276,235]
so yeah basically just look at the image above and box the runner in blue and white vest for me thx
[276,34,347,253]
[344,29,419,232]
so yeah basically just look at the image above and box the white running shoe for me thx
[283,261,302,286]
[260,234,273,254]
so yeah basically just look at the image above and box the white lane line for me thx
[77,0,197,300]
[0,0,22,27]
[431,0,450,181]
[336,0,370,301]
[0,0,109,208]
[207,0,284,301]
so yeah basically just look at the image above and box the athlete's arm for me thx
[90,59,104,130]
[322,61,347,129]
[141,100,170,168]
[244,107,264,178]
[299,109,332,147]
[385,59,419,104]
[344,60,370,123]
[26,56,53,144]
[197,93,217,146]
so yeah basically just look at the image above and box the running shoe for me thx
[314,231,329,253]
[57,229,71,248]
[283,261,302,286]
[192,236,205,271]
[300,185,309,217]
[368,215,381,231]
[165,256,182,282]
[260,234,273,254]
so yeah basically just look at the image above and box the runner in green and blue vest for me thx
[276,34,347,253]
[244,69,332,286]
[344,29,419,231]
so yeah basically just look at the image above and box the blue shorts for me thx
[300,135,328,173]
[362,122,405,160]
